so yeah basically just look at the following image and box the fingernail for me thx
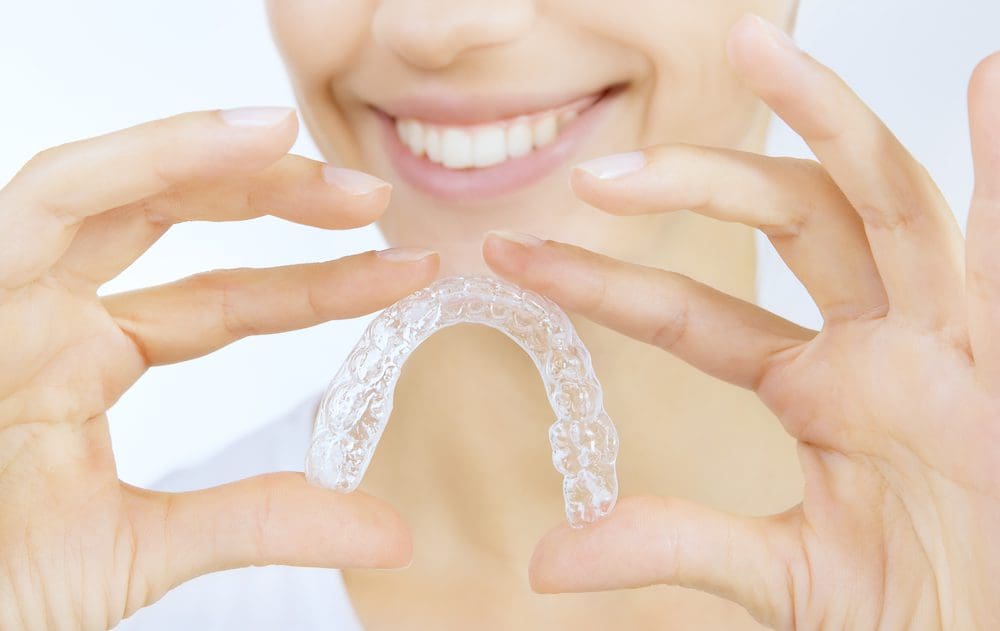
[575,151,645,180]
[219,106,294,127]
[487,229,543,247]
[322,165,390,195]
[376,247,437,262]
[748,14,798,51]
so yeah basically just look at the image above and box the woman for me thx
[1,0,998,628]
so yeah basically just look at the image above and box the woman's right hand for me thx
[0,107,437,630]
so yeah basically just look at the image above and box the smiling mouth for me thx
[373,84,624,200]
[392,90,604,170]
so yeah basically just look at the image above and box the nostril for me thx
[372,0,536,70]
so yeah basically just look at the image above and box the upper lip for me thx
[371,85,614,126]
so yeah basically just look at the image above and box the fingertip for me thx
[217,105,295,126]
[726,13,800,81]
[568,164,593,197]
[215,106,299,150]
[725,14,761,68]
[568,165,619,214]
[357,493,414,569]
[330,187,394,229]
[969,51,1000,191]
[527,563,556,594]
[367,247,440,297]
[527,523,571,593]
[421,250,442,279]
[969,50,1000,105]
[157,107,301,180]
[483,231,552,287]
[374,246,438,264]
[321,165,392,196]
[529,497,669,592]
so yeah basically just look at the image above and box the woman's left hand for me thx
[484,14,1000,630]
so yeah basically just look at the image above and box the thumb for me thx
[528,496,794,627]
[131,472,411,593]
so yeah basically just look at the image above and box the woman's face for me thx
[267,0,796,274]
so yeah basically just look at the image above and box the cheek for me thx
[267,0,372,82]
[565,0,793,147]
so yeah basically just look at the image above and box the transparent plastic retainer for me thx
[305,275,619,528]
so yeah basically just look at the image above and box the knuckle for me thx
[967,266,999,299]
[304,280,327,320]
[854,200,920,232]
[646,142,710,177]
[854,158,937,233]
[24,145,60,171]
[791,157,833,191]
[760,159,829,239]
[242,184,262,215]
[251,479,279,562]
[6,147,64,204]
[140,185,186,225]
[189,268,259,338]
[217,279,258,338]
[647,142,696,161]
[649,286,691,351]
[577,269,612,315]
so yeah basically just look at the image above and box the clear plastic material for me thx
[305,275,619,528]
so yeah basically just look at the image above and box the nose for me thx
[372,0,535,70]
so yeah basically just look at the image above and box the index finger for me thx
[727,15,965,329]
[0,107,297,289]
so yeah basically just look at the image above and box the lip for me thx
[376,86,613,126]
[375,85,621,201]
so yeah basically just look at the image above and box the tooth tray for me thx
[305,275,619,528]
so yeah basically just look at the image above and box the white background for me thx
[1,1,998,486]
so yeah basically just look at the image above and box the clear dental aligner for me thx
[305,275,619,528]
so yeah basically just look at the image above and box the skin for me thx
[266,1,800,627]
[0,111,436,629]
[482,22,1000,628]
[1,4,998,631]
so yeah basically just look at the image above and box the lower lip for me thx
[376,89,619,202]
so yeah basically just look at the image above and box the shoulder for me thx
[114,393,364,630]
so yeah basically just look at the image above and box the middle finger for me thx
[54,155,391,287]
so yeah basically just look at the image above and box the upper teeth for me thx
[394,101,589,170]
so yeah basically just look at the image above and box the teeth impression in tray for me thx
[305,275,619,528]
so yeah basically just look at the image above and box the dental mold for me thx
[305,275,619,528]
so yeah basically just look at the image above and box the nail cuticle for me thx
[376,247,437,262]
[218,106,294,127]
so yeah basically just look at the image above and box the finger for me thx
[0,107,297,289]
[727,14,965,328]
[53,155,391,287]
[125,473,412,600]
[529,496,794,628]
[966,52,1000,381]
[102,248,439,366]
[572,144,887,321]
[483,233,813,391]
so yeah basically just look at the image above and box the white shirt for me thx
[114,395,364,630]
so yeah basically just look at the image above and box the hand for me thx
[484,15,1000,630]
[0,107,437,629]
